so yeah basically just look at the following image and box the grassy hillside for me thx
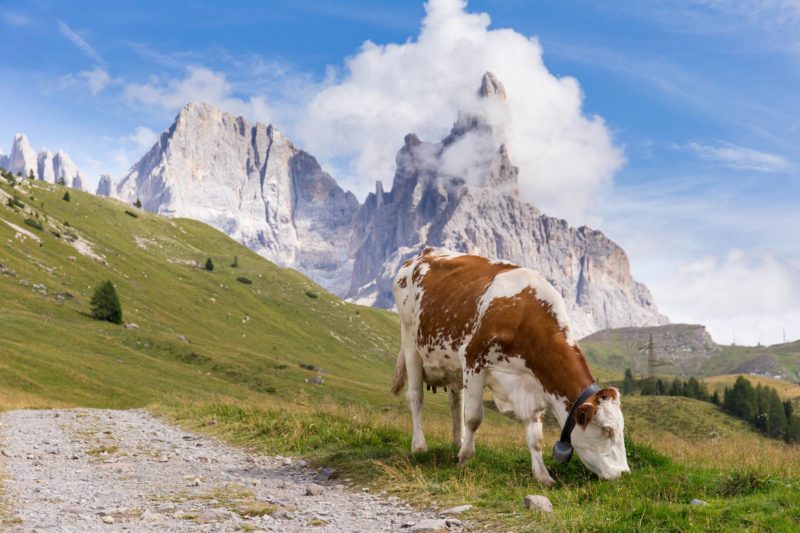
[0,177,404,409]
[1,177,799,531]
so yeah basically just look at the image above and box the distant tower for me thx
[639,332,669,380]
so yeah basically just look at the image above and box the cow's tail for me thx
[391,349,407,396]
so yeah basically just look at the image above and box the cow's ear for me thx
[576,402,596,427]
[597,387,620,404]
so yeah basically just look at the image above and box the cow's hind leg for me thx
[448,388,463,447]
[527,412,555,487]
[403,340,427,454]
[458,371,485,464]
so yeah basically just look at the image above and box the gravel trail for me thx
[0,409,465,532]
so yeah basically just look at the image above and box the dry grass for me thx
[703,374,800,401]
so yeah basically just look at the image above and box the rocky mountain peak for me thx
[112,104,359,293]
[96,174,112,197]
[1,134,85,190]
[478,71,507,100]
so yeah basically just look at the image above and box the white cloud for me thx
[296,0,623,221]
[127,126,158,150]
[78,67,111,95]
[58,20,105,66]
[686,141,789,172]
[2,12,32,26]
[652,250,800,346]
[123,66,272,123]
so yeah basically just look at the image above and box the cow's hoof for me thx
[536,475,556,488]
[457,451,474,465]
[411,442,428,454]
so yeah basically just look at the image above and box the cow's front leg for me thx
[458,371,485,464]
[405,350,427,453]
[448,388,464,447]
[526,413,555,487]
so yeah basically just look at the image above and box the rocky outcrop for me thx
[347,73,667,337]
[96,174,112,197]
[113,102,359,292]
[0,134,86,190]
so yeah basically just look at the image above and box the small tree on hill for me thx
[134,198,142,208]
[622,368,635,395]
[90,280,123,324]
[204,257,214,271]
[28,169,35,180]
[62,190,71,202]
[231,255,239,268]
[56,176,66,186]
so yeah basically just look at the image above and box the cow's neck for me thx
[542,344,595,429]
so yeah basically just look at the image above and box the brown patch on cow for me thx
[397,276,407,288]
[573,387,619,426]
[416,254,518,354]
[462,286,595,402]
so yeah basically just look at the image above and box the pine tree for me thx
[62,190,71,202]
[622,368,635,395]
[134,198,142,208]
[90,281,123,324]
[28,169,35,180]
[204,257,214,271]
[231,255,239,268]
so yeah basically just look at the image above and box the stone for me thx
[409,518,450,532]
[690,498,708,506]
[124,322,139,330]
[318,467,337,481]
[305,483,324,496]
[524,494,553,513]
[440,504,472,515]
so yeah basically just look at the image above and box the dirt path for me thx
[0,409,465,532]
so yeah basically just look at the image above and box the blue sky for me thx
[1,0,798,346]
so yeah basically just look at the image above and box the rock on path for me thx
[0,409,460,532]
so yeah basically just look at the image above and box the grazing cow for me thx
[391,248,629,484]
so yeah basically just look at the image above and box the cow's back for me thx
[394,249,518,355]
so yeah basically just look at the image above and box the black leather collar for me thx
[552,382,600,463]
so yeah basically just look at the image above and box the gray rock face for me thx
[347,73,667,338]
[113,102,359,293]
[96,174,112,197]
[0,134,86,190]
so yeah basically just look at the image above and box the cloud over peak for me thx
[297,0,623,222]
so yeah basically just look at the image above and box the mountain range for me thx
[8,73,668,338]
[0,134,87,190]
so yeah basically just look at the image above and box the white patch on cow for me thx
[477,268,576,345]
[485,354,556,422]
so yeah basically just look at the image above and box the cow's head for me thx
[570,387,629,480]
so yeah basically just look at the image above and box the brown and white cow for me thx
[391,248,629,484]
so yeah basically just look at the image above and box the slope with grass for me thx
[0,177,401,409]
[1,178,799,531]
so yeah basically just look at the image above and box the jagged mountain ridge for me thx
[111,73,668,338]
[0,134,86,190]
[113,102,359,292]
[347,73,666,337]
